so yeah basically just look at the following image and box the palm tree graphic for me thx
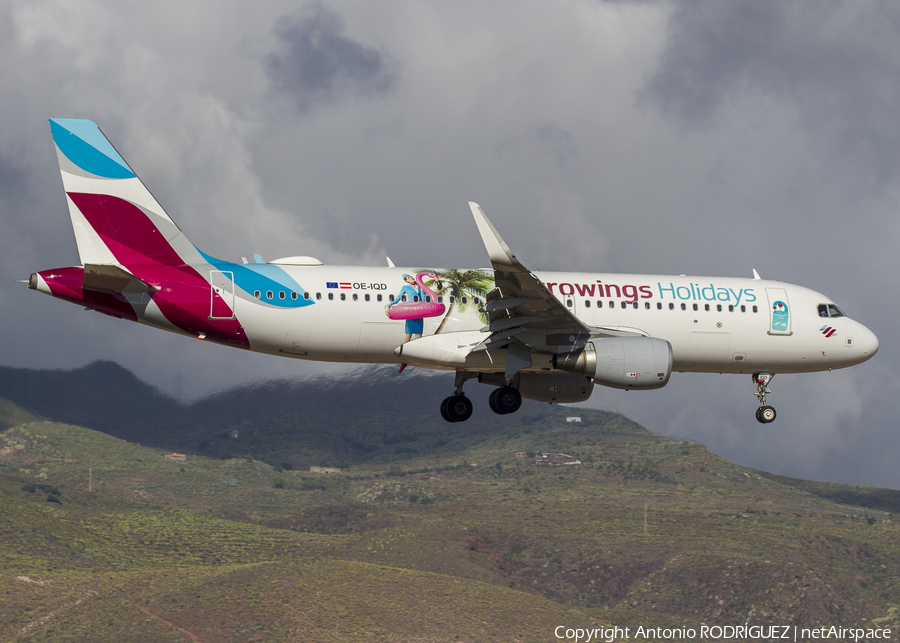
[423,269,494,334]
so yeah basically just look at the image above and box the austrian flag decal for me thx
[820,326,838,338]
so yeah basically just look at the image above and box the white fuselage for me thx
[216,266,877,375]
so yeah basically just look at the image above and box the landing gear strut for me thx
[440,371,475,423]
[753,372,776,424]
[489,386,522,415]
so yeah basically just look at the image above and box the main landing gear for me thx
[489,386,522,415]
[440,371,524,422]
[753,372,776,424]
[440,371,474,423]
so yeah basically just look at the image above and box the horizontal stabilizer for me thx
[82,264,154,293]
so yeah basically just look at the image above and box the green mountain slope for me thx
[2,398,900,641]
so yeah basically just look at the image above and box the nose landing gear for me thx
[753,372,777,424]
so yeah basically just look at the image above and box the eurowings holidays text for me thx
[544,281,757,305]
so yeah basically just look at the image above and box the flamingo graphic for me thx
[385,271,446,321]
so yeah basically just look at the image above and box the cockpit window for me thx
[817,303,845,318]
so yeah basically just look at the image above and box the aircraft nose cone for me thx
[856,324,879,360]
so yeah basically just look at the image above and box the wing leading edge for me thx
[468,202,640,377]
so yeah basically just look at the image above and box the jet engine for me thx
[554,337,673,390]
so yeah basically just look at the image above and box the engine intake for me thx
[554,337,673,390]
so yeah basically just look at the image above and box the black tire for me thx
[440,397,455,423]
[488,388,507,415]
[446,395,473,422]
[760,405,776,423]
[496,386,522,414]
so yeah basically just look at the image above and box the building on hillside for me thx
[534,453,581,466]
[514,452,528,460]
[164,453,186,461]
[566,416,582,423]
[310,466,341,473]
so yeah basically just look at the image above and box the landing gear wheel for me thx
[488,388,507,415]
[756,405,776,424]
[441,395,473,423]
[490,386,522,415]
[752,372,777,424]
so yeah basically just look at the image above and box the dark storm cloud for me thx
[643,1,900,184]
[0,153,30,208]
[265,2,397,113]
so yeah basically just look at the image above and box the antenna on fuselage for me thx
[752,269,762,280]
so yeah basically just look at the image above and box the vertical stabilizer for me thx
[50,119,200,267]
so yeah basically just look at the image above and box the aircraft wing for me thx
[469,202,634,355]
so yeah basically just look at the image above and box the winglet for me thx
[469,202,520,267]
[752,268,761,280]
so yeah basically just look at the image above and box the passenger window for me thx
[425,295,431,303]
[340,293,346,301]
[681,303,686,311]
[716,304,722,312]
[474,297,480,304]
[292,292,298,300]
[316,292,321,300]
[254,290,261,299]
[328,293,334,300]
[462,297,468,304]
[752,305,758,313]
[437,296,443,303]
[621,301,627,309]
[633,302,638,309]
[266,291,273,300]
[450,296,455,304]
[279,291,285,300]
[704,304,709,311]
[657,302,662,310]
[352,293,358,301]
[585,300,591,308]
[377,294,383,302]
[669,303,674,310]
[728,305,734,312]
[401,294,407,302]
[365,294,370,301]
[567,299,573,307]
[389,294,395,302]
[692,303,698,311]
[413,295,419,302]
[645,302,650,309]
[741,305,746,312]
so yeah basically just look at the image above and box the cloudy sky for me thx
[2,0,898,488]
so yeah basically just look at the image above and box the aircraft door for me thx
[210,271,235,320]
[766,288,791,336]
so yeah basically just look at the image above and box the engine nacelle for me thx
[554,337,673,390]
[478,372,594,403]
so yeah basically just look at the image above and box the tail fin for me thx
[50,119,201,267]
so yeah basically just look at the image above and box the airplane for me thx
[28,119,879,424]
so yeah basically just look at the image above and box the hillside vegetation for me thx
[2,364,900,641]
